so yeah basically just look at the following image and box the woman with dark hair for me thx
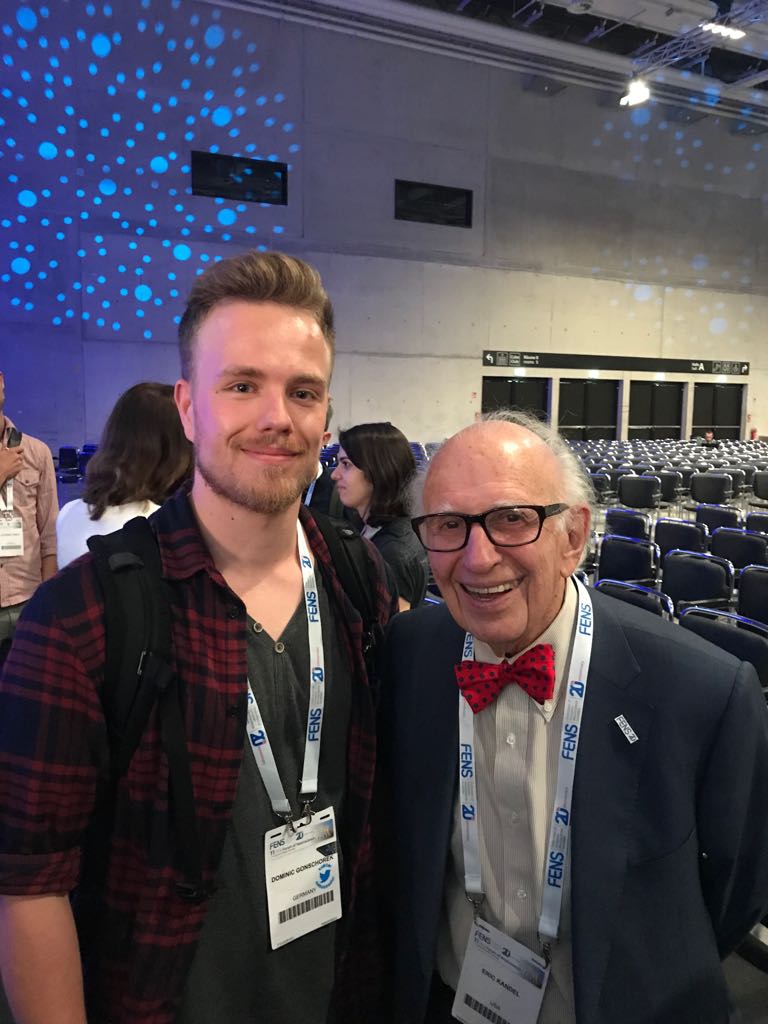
[56,382,193,567]
[332,421,428,610]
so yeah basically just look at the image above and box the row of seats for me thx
[601,509,768,563]
[320,440,435,468]
[591,533,767,622]
[576,438,768,514]
[592,580,768,691]
[572,438,768,460]
[591,467,768,513]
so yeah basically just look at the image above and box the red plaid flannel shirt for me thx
[0,488,395,1023]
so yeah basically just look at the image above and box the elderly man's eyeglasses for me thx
[412,503,569,553]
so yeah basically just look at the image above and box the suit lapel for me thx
[401,607,465,974]
[571,592,656,1024]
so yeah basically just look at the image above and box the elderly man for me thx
[381,411,768,1024]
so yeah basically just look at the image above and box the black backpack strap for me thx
[312,513,376,634]
[310,511,394,687]
[87,518,208,904]
[89,518,166,773]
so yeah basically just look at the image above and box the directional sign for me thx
[481,352,749,376]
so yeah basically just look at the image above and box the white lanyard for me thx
[457,578,594,954]
[0,479,13,514]
[303,477,317,507]
[246,521,326,824]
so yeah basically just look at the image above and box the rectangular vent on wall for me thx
[191,150,288,205]
[394,179,472,228]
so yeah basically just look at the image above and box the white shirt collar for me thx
[473,577,579,721]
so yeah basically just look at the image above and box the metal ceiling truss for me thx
[217,0,768,123]
[632,0,768,74]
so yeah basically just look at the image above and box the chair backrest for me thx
[618,474,660,510]
[754,471,768,501]
[654,470,683,504]
[723,467,746,495]
[409,442,428,467]
[320,444,339,467]
[605,467,633,488]
[662,550,734,612]
[746,511,768,535]
[594,579,674,619]
[589,473,614,504]
[690,473,732,505]
[695,503,743,533]
[653,517,708,560]
[737,565,768,625]
[676,465,696,489]
[679,608,768,689]
[596,534,659,585]
[58,445,79,471]
[604,508,651,540]
[710,528,768,570]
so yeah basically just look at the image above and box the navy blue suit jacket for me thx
[380,588,768,1024]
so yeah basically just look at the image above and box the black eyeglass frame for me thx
[411,502,570,552]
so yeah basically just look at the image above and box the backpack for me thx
[81,511,384,910]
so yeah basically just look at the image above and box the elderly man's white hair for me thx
[410,409,595,527]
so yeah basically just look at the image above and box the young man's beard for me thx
[195,447,317,515]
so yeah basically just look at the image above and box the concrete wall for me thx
[0,1,764,450]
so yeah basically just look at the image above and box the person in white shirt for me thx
[56,382,192,568]
[381,409,768,1024]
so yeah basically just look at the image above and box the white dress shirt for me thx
[438,578,579,1024]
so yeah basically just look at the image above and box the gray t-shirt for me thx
[177,570,351,1024]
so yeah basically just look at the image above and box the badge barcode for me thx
[278,889,334,924]
[463,994,511,1024]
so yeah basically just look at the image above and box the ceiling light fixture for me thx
[620,78,651,106]
[700,21,746,38]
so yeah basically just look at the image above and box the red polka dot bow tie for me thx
[455,643,556,712]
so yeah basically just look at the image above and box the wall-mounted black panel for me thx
[629,381,683,440]
[191,150,288,205]
[692,383,744,440]
[558,378,619,441]
[395,179,472,228]
[481,377,549,421]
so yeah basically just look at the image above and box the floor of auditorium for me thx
[725,953,768,1022]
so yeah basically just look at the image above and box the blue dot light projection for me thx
[0,2,300,340]
[568,82,768,344]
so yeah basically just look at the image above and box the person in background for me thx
[0,369,57,661]
[56,382,193,568]
[302,402,345,520]
[333,421,428,610]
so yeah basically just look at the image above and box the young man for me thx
[0,252,395,1024]
[0,369,57,659]
[382,411,768,1024]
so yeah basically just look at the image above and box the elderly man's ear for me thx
[562,505,592,577]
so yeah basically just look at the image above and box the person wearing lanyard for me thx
[381,410,768,1024]
[0,369,57,663]
[0,252,396,1024]
[302,402,346,521]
